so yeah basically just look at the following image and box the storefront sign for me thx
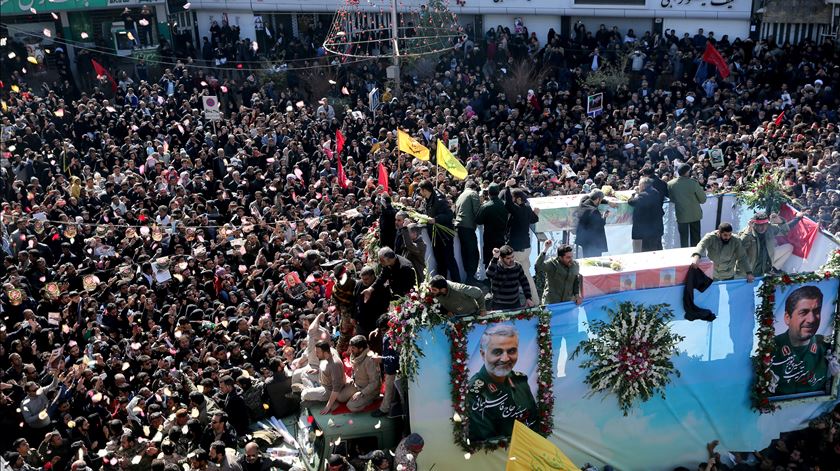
[1,0,162,16]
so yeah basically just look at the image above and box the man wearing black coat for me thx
[366,247,417,298]
[418,180,460,282]
[475,183,508,269]
[628,178,664,252]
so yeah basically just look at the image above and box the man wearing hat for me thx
[738,210,804,277]
[394,433,424,471]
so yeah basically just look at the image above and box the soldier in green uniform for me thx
[771,285,830,396]
[466,324,538,442]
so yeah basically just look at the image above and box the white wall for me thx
[196,10,257,43]
[569,16,654,37]
[663,18,750,42]
[483,14,562,44]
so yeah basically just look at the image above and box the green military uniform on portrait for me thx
[466,365,538,442]
[771,332,829,396]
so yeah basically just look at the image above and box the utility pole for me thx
[389,0,401,96]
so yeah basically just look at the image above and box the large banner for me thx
[464,318,541,443]
[768,279,839,400]
[409,279,838,471]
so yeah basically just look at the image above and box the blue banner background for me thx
[408,279,838,470]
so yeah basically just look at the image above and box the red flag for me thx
[90,59,117,93]
[774,110,785,127]
[377,162,389,194]
[777,204,818,259]
[336,129,346,157]
[337,156,348,189]
[701,43,730,79]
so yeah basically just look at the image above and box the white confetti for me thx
[80,32,89,39]
[43,28,52,37]
[0,38,6,46]
[453,412,462,423]
[139,19,149,26]
[183,2,191,9]
[51,12,58,20]
[464,453,471,460]
[328,80,336,85]
[29,7,36,13]
[374,420,381,429]
[7,52,15,59]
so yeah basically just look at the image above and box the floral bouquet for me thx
[360,221,381,263]
[392,201,456,240]
[735,169,791,213]
[387,282,445,381]
[583,258,623,271]
[820,249,840,274]
[571,302,683,415]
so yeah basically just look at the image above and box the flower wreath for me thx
[571,302,683,416]
[448,307,554,452]
[386,283,446,382]
[752,270,840,413]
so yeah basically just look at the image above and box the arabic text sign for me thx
[659,0,746,11]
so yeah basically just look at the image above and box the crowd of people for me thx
[1,11,839,470]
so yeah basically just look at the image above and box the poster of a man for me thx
[770,282,839,399]
[465,323,538,442]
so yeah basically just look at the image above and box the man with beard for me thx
[771,286,830,396]
[691,223,753,281]
[465,324,537,442]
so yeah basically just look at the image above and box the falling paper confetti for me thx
[334,437,341,446]
[80,32,89,39]
[220,85,228,93]
[30,7,37,13]
[21,67,27,74]
[341,86,350,95]
[139,19,149,26]
[7,52,15,59]
[26,56,38,64]
[0,38,6,46]
[183,2,191,8]
[374,420,381,429]
[263,403,270,410]
[328,79,336,85]
[51,12,58,20]
[131,456,142,465]
[191,408,200,418]
[296,101,305,108]
[127,32,135,41]
[43,28,52,37]
[453,412,462,422]
[464,453,472,460]
[252,41,258,51]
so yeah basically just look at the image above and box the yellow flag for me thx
[435,139,467,180]
[397,129,430,161]
[506,420,577,471]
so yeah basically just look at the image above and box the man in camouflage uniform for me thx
[771,285,829,396]
[466,324,538,442]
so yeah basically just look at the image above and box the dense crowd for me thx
[1,12,839,471]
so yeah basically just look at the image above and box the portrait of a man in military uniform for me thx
[770,285,832,397]
[466,323,538,442]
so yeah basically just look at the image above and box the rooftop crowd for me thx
[1,11,839,470]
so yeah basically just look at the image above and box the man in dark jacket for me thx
[575,189,612,257]
[365,247,417,298]
[215,375,251,436]
[378,195,397,250]
[372,314,401,418]
[475,183,508,269]
[239,442,291,470]
[502,179,540,301]
[628,177,664,252]
[418,180,460,282]
[353,266,390,335]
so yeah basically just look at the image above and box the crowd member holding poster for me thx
[771,285,836,397]
[466,324,538,442]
